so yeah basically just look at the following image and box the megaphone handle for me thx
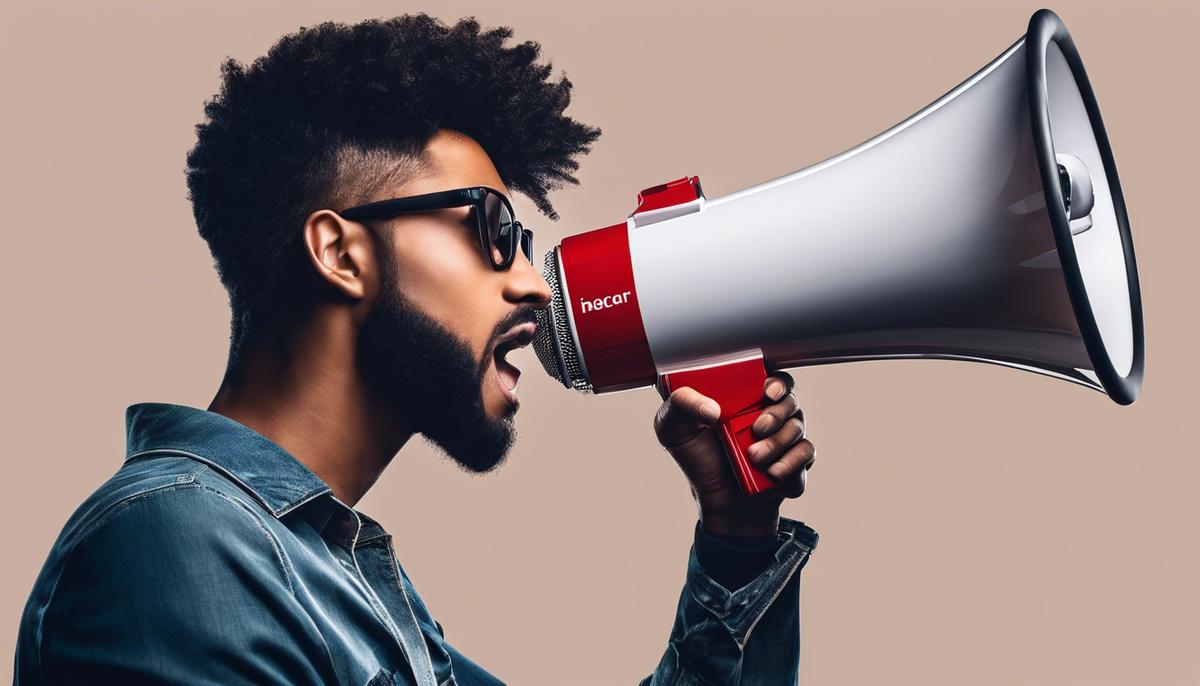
[658,356,778,496]
[718,401,779,496]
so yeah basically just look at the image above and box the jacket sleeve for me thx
[30,483,339,686]
[640,517,819,685]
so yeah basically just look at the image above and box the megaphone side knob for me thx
[1055,153,1095,221]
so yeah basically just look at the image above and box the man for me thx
[15,14,818,685]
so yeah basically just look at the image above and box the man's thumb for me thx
[653,386,721,449]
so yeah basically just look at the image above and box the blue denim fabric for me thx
[15,402,818,685]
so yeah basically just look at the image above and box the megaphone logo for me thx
[531,9,1144,495]
[580,291,634,314]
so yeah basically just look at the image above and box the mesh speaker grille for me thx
[532,248,592,392]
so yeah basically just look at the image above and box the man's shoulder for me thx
[54,453,270,553]
[22,454,295,621]
[16,455,321,684]
[27,453,295,604]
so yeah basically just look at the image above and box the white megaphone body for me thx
[531,9,1144,496]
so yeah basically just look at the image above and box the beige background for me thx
[2,1,1195,684]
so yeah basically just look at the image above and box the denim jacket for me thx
[15,402,818,685]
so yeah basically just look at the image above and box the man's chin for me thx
[422,413,516,475]
[454,448,510,475]
[436,444,512,475]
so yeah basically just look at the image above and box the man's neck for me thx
[206,321,412,508]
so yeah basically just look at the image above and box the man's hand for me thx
[653,371,814,537]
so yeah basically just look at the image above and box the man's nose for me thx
[503,248,552,308]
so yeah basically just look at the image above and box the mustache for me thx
[477,305,541,373]
[490,305,541,342]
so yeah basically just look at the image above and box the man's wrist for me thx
[693,520,781,590]
[699,506,780,538]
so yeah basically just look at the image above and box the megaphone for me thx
[531,9,1144,496]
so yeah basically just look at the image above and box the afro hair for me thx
[184,14,600,369]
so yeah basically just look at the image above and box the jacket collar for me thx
[124,402,333,518]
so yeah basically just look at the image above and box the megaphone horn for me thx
[531,9,1144,496]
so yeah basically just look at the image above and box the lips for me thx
[488,321,537,406]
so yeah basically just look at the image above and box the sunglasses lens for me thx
[519,227,533,261]
[483,191,517,267]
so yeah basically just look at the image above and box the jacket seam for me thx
[735,545,811,648]
[77,466,297,595]
[191,475,298,596]
[126,447,318,517]
[384,537,439,686]
[192,471,339,678]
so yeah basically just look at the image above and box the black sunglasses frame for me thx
[339,186,533,271]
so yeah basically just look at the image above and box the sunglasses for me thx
[339,186,533,271]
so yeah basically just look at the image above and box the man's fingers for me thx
[762,371,795,402]
[653,386,721,449]
[766,439,816,497]
[779,466,808,498]
[747,416,805,466]
[753,372,800,439]
[752,394,801,440]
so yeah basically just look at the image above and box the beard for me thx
[355,265,531,474]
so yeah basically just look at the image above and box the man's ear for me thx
[301,209,377,301]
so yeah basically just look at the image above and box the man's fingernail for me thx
[754,414,775,435]
[699,403,720,421]
[767,380,785,400]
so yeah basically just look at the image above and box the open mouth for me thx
[489,321,537,407]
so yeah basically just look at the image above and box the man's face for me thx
[354,130,552,472]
